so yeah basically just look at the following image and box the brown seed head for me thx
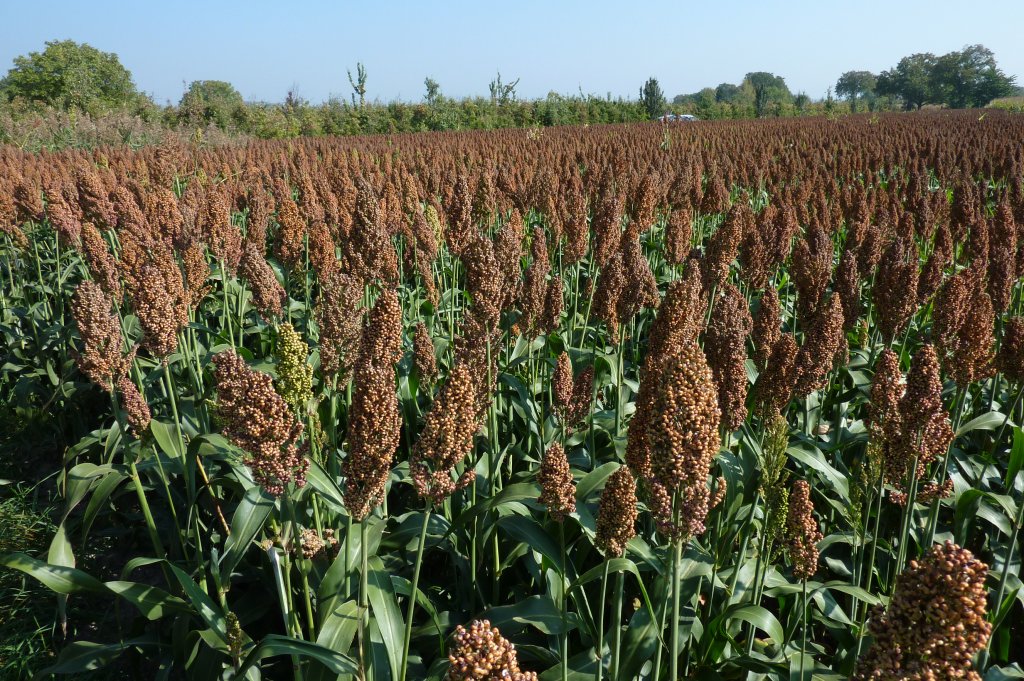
[537,442,576,522]
[213,350,307,496]
[853,541,990,681]
[595,466,638,558]
[447,619,538,681]
[786,480,822,580]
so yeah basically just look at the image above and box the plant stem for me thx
[400,507,431,681]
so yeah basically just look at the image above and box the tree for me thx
[347,62,367,107]
[640,77,666,119]
[0,40,143,114]
[488,71,519,107]
[714,83,742,103]
[424,77,442,106]
[178,80,244,128]
[793,92,810,114]
[876,53,936,110]
[743,72,791,117]
[930,45,1015,108]
[835,71,877,112]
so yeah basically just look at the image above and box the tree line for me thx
[0,40,1018,148]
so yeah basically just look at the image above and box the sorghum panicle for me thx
[786,480,822,580]
[447,620,538,681]
[595,465,638,558]
[537,442,576,521]
[212,350,307,496]
[854,541,990,681]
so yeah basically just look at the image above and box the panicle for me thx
[853,541,990,681]
[413,322,438,385]
[181,241,211,309]
[834,249,862,330]
[117,375,151,434]
[537,442,576,521]
[410,362,479,505]
[868,349,904,446]
[240,241,286,321]
[988,198,1017,313]
[790,222,832,319]
[754,334,799,418]
[888,345,954,505]
[646,340,721,540]
[702,202,747,290]
[343,288,402,520]
[997,317,1024,384]
[918,222,952,304]
[518,227,550,334]
[72,282,130,391]
[275,323,314,416]
[446,620,538,681]
[794,295,845,398]
[934,267,994,387]
[80,223,122,301]
[873,238,919,342]
[552,352,574,417]
[212,349,307,496]
[132,245,189,358]
[785,480,822,580]
[705,284,752,431]
[752,287,781,369]
[315,270,363,383]
[595,466,638,558]
[592,252,626,342]
[665,206,693,266]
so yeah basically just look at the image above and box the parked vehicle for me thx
[660,113,699,122]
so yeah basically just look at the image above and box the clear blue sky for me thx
[1,0,1021,105]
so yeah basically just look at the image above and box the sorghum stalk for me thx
[400,506,432,681]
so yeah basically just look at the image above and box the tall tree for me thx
[423,77,442,105]
[835,71,877,112]
[744,72,791,117]
[178,80,244,127]
[0,40,143,114]
[640,77,666,119]
[876,53,936,110]
[930,45,1016,108]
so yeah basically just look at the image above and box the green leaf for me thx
[235,634,360,677]
[104,581,188,620]
[168,563,227,643]
[484,595,577,635]
[0,552,105,594]
[304,460,348,514]
[1006,427,1024,488]
[498,515,564,574]
[367,556,404,681]
[617,604,661,680]
[150,420,185,459]
[714,604,785,646]
[311,600,360,681]
[220,486,274,581]
[957,411,1009,437]
[575,462,619,501]
[34,639,144,676]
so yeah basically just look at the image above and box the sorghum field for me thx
[1,111,1023,680]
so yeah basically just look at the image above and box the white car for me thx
[660,114,699,122]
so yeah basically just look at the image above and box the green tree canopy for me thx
[0,40,144,114]
[742,72,791,117]
[835,71,877,112]
[930,44,1016,108]
[178,80,244,127]
[640,77,666,119]
[876,53,935,110]
[714,83,743,103]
